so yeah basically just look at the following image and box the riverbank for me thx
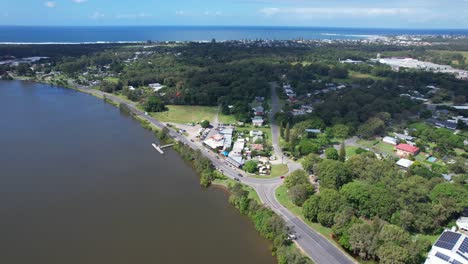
[13,77,313,263]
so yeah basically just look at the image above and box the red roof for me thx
[396,144,419,154]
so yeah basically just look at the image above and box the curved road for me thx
[75,82,356,264]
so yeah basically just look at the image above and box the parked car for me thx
[288,234,297,240]
[280,176,285,179]
[238,173,243,177]
[234,178,240,182]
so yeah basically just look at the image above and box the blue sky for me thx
[1,0,468,28]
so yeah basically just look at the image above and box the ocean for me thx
[0,26,468,43]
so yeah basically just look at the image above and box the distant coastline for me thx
[1,25,468,43]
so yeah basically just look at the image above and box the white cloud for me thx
[90,11,104,19]
[259,7,415,17]
[116,12,152,19]
[44,1,56,8]
[175,10,186,16]
[73,0,88,3]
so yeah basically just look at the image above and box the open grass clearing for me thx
[151,105,218,124]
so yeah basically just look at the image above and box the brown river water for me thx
[0,80,276,264]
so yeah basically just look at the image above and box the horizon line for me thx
[1,24,468,31]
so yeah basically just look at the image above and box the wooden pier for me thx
[152,143,175,154]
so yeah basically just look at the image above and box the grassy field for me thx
[275,185,336,243]
[251,164,289,179]
[104,77,120,83]
[349,71,388,81]
[345,146,361,158]
[218,113,238,125]
[356,139,397,157]
[151,105,218,124]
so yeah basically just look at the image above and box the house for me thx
[292,109,306,116]
[251,144,264,151]
[203,134,224,150]
[252,116,264,127]
[427,118,458,130]
[396,144,420,157]
[128,86,136,91]
[252,106,265,116]
[255,96,265,102]
[394,133,415,141]
[305,129,322,134]
[396,158,414,169]
[227,154,245,168]
[383,136,399,145]
[149,83,164,92]
[249,130,263,137]
[456,217,468,231]
[424,230,468,264]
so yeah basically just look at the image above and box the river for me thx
[0,80,276,264]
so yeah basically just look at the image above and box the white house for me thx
[425,230,468,264]
[396,158,414,169]
[149,83,165,92]
[383,136,399,145]
[128,86,136,91]
[252,116,264,127]
[456,217,468,232]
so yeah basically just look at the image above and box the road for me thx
[76,83,356,264]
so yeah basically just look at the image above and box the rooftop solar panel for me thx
[459,237,468,254]
[435,252,450,262]
[434,231,462,250]
[452,260,463,264]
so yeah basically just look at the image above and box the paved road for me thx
[76,83,355,264]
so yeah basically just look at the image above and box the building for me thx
[227,154,245,168]
[396,144,420,157]
[252,116,264,127]
[383,136,399,145]
[305,129,322,134]
[394,133,415,141]
[251,144,264,151]
[203,135,224,150]
[424,230,468,264]
[252,106,265,116]
[149,83,164,92]
[427,119,459,130]
[457,217,468,232]
[396,158,414,169]
[249,130,263,137]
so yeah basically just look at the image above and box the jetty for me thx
[152,143,175,154]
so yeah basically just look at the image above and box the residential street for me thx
[76,82,356,264]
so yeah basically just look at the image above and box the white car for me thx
[288,234,297,240]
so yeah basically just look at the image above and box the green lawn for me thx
[251,164,289,179]
[345,146,361,158]
[218,113,238,125]
[275,185,336,243]
[356,139,397,157]
[349,71,388,81]
[151,105,218,124]
[103,77,120,83]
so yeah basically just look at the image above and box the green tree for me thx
[244,160,258,173]
[200,120,210,128]
[301,153,321,173]
[316,189,344,227]
[332,124,350,139]
[288,184,314,206]
[339,142,346,162]
[144,95,166,112]
[284,170,309,189]
[298,141,320,155]
[315,160,351,190]
[325,147,339,160]
[303,195,321,222]
[285,122,290,141]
